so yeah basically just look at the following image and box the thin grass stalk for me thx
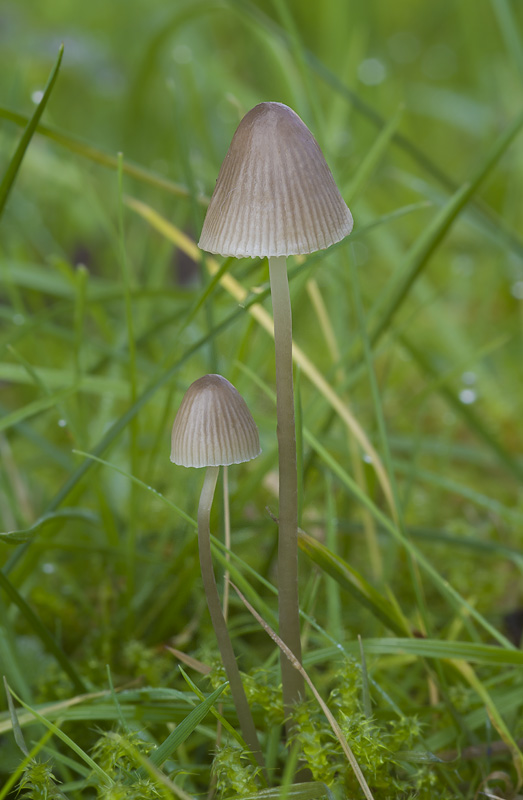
[117,154,139,625]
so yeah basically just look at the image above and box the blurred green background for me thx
[1,0,523,796]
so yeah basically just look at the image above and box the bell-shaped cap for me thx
[171,374,261,468]
[199,101,353,259]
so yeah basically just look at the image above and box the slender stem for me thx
[198,466,265,772]
[223,465,231,622]
[268,255,305,723]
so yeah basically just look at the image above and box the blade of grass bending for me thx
[3,676,29,756]
[0,45,63,218]
[5,684,112,787]
[179,667,267,786]
[0,508,98,544]
[146,682,227,769]
[298,530,409,636]
[72,451,196,529]
[0,105,196,201]
[233,583,376,800]
[368,107,523,348]
[0,571,87,693]
[178,668,258,763]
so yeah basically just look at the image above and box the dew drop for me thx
[358,58,387,86]
[459,388,477,405]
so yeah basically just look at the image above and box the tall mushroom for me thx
[199,102,353,721]
[171,373,265,771]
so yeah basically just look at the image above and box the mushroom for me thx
[170,374,265,770]
[199,102,353,720]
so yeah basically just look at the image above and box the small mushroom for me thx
[171,374,264,770]
[199,103,353,720]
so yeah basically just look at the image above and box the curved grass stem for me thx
[197,466,266,773]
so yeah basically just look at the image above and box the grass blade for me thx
[0,45,64,217]
[0,571,88,693]
[146,682,227,769]
[0,508,98,543]
[298,530,409,636]
[5,684,112,786]
[368,107,523,347]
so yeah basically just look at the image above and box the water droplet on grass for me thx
[459,389,477,405]
[511,281,523,300]
[358,58,387,86]
[31,89,44,104]
[58,419,67,428]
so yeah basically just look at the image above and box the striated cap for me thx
[171,374,261,468]
[199,101,353,259]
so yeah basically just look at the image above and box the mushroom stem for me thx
[268,255,305,721]
[197,466,265,772]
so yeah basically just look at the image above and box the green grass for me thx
[1,1,523,798]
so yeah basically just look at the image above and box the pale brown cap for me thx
[171,374,261,468]
[198,102,353,258]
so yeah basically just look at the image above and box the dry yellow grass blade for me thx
[126,196,396,519]
[306,278,384,581]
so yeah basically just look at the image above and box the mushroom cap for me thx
[198,101,353,259]
[171,374,261,468]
